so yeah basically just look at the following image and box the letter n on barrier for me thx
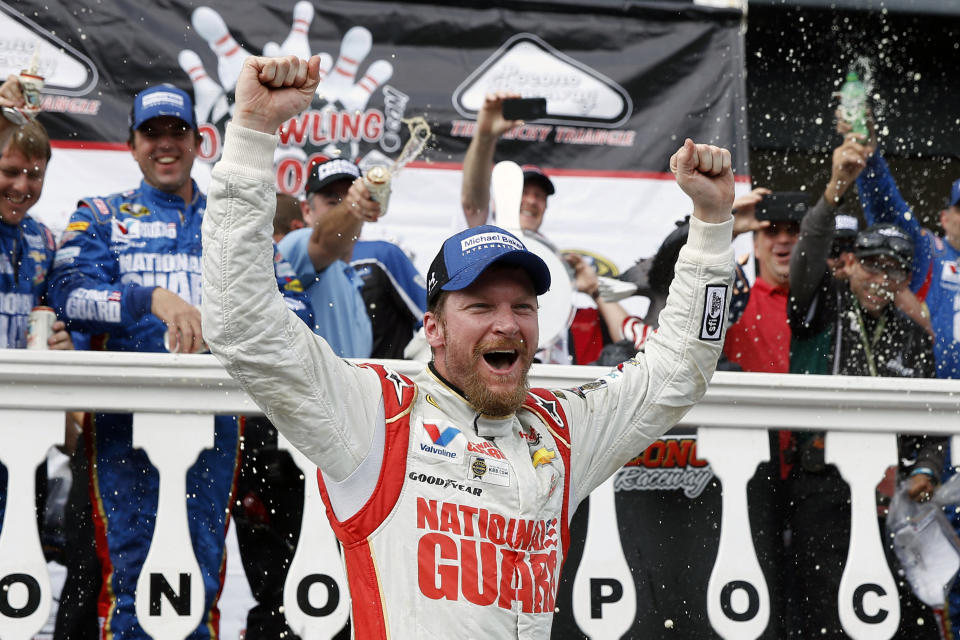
[590,578,623,618]
[149,573,191,616]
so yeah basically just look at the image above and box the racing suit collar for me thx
[139,178,202,209]
[0,218,24,238]
[425,362,516,438]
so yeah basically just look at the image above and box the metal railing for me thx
[0,350,958,639]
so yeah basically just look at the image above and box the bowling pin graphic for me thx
[279,1,315,60]
[316,52,334,84]
[178,49,229,124]
[191,6,252,91]
[262,41,282,57]
[319,26,372,104]
[341,60,393,113]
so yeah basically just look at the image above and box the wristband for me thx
[909,467,935,479]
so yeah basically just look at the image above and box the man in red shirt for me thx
[723,192,808,372]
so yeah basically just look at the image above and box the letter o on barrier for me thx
[297,574,340,617]
[720,580,760,622]
[0,573,41,618]
[853,583,888,624]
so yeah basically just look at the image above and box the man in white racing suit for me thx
[201,55,735,639]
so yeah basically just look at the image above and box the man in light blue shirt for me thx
[277,158,379,358]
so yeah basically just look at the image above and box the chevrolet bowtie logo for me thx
[532,447,555,468]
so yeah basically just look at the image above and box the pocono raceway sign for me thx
[1,0,751,282]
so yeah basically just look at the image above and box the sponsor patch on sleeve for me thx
[699,284,727,341]
[66,221,90,233]
[53,246,81,269]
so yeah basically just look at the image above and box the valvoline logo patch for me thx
[418,419,465,463]
[424,423,460,446]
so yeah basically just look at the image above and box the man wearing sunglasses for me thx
[783,134,940,638]
[723,191,805,373]
[789,135,934,378]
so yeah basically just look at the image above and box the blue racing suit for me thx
[48,179,311,639]
[0,214,55,347]
[857,154,960,379]
[857,154,960,637]
[0,214,56,532]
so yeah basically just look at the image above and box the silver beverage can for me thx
[363,166,391,217]
[27,306,56,349]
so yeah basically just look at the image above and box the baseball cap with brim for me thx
[949,178,960,208]
[427,225,551,306]
[834,214,859,238]
[521,165,555,196]
[854,223,913,270]
[131,85,197,131]
[306,158,361,195]
[755,192,809,223]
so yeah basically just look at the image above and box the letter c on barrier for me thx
[0,573,42,618]
[720,580,760,622]
[297,574,341,617]
[590,578,624,618]
[853,583,888,624]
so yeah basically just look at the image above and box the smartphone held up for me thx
[502,97,548,121]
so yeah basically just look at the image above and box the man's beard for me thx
[455,339,532,417]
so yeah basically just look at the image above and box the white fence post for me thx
[0,409,61,640]
[133,413,215,639]
[699,427,771,640]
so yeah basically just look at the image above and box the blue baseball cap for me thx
[306,158,361,195]
[521,164,555,196]
[130,84,197,131]
[427,225,551,306]
[949,178,960,208]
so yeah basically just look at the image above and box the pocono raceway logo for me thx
[614,436,715,499]
[416,497,561,613]
[0,2,101,114]
[451,34,636,148]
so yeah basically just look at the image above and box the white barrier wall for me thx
[1,350,958,639]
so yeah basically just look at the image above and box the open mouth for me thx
[4,194,27,204]
[155,156,178,165]
[483,349,519,371]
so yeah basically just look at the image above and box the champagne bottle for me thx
[839,70,869,138]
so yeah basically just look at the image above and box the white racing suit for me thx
[202,123,734,639]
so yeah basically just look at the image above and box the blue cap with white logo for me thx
[130,84,197,131]
[427,225,551,306]
[306,158,362,194]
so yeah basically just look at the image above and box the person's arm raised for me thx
[670,138,735,225]
[461,92,521,227]
[231,55,324,134]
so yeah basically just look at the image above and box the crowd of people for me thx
[0,47,958,640]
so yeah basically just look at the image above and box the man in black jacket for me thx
[782,134,942,639]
